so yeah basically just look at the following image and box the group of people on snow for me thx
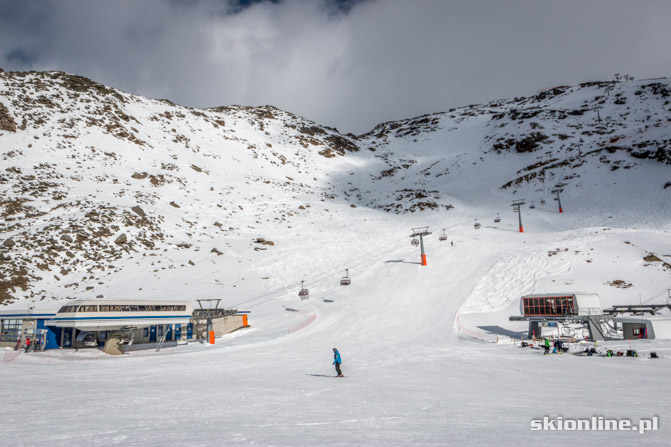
[543,337,565,355]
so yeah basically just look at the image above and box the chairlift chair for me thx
[439,229,447,241]
[474,219,481,230]
[110,329,134,346]
[298,280,309,300]
[82,333,97,347]
[411,238,419,246]
[540,199,546,205]
[340,269,351,286]
[529,202,535,209]
[494,213,501,223]
[75,331,98,347]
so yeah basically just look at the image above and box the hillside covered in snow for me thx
[1,70,669,305]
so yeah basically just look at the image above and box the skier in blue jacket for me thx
[332,348,343,377]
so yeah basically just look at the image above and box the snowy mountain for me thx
[2,70,671,446]
[1,70,669,304]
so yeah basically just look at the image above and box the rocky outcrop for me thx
[0,102,17,132]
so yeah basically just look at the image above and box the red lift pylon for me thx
[552,188,564,213]
[410,227,431,266]
[512,200,525,233]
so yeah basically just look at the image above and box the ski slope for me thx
[1,72,670,445]
[2,203,671,446]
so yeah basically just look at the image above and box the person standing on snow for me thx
[332,348,343,377]
[543,337,550,355]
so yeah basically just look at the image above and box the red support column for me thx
[412,228,431,266]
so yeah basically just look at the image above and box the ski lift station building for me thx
[520,293,603,317]
[0,308,60,350]
[513,293,605,340]
[611,316,671,340]
[514,293,671,340]
[0,299,249,353]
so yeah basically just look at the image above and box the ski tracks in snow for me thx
[458,248,549,314]
[454,235,593,340]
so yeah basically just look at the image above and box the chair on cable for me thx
[474,219,481,230]
[494,213,501,223]
[298,280,309,300]
[340,269,351,286]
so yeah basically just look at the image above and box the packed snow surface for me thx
[2,210,670,446]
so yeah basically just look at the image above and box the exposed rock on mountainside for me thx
[0,101,16,132]
[1,70,669,303]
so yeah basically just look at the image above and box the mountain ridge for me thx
[1,69,669,304]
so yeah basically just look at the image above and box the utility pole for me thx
[410,227,431,266]
[551,188,564,213]
[511,200,525,233]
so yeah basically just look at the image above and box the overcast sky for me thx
[1,0,670,134]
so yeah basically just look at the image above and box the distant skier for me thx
[451,241,454,247]
[332,348,343,377]
[543,337,550,355]
[24,337,31,353]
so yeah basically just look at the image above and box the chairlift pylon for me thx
[298,280,309,300]
[340,269,351,286]
[494,213,501,223]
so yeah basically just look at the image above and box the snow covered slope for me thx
[1,71,670,446]
[1,71,669,304]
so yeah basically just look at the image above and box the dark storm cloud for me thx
[1,0,669,134]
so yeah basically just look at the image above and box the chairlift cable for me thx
[229,201,547,310]
[228,235,411,308]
